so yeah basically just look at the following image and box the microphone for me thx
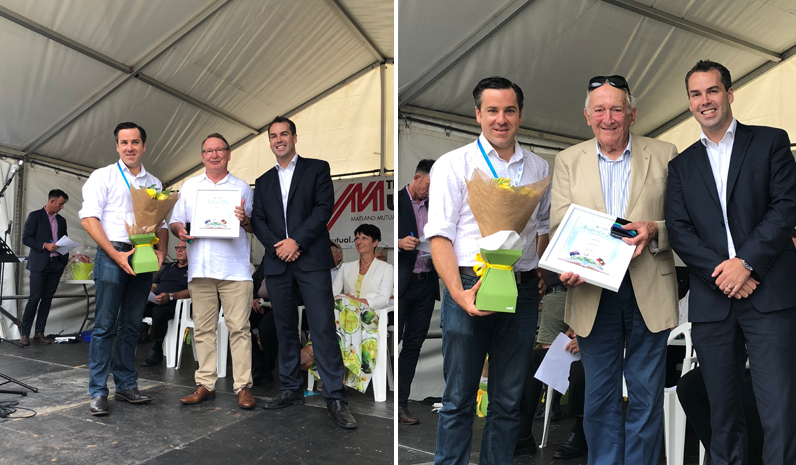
[4,220,11,236]
[5,162,20,185]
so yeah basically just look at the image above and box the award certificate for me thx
[539,204,635,292]
[189,188,241,238]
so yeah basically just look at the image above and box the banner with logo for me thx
[328,176,394,248]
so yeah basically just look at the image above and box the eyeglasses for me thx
[201,148,228,155]
[588,75,631,96]
[175,246,186,250]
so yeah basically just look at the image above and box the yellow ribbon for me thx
[135,237,160,248]
[473,252,513,277]
[476,389,486,417]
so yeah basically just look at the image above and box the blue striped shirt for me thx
[596,137,632,218]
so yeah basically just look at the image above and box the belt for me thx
[49,256,61,261]
[459,266,538,284]
[413,272,431,280]
[110,241,134,252]
[545,284,567,295]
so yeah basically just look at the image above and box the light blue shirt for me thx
[596,136,632,218]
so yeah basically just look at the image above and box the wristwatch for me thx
[240,216,251,227]
[739,258,753,271]
[169,293,174,301]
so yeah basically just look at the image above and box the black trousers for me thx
[21,260,65,336]
[266,262,346,405]
[692,299,796,465]
[142,301,176,341]
[678,366,764,465]
[250,308,278,374]
[397,273,437,406]
[518,347,585,438]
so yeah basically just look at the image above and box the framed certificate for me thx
[189,188,241,238]
[539,204,635,292]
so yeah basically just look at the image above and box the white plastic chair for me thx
[308,305,394,402]
[663,322,706,465]
[141,299,184,368]
[175,300,229,378]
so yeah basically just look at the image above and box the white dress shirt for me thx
[79,161,162,243]
[424,134,551,271]
[276,154,298,238]
[169,171,253,282]
[596,136,633,218]
[701,118,737,257]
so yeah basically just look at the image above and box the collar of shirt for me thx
[479,134,524,166]
[596,134,633,162]
[700,118,737,148]
[45,209,56,219]
[199,171,232,185]
[119,161,151,183]
[275,154,298,172]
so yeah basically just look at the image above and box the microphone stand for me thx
[0,161,37,395]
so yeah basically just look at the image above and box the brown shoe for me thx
[237,388,256,409]
[19,335,30,346]
[33,333,51,344]
[398,406,420,425]
[180,385,215,405]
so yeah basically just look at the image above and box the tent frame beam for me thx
[164,60,387,188]
[326,0,386,62]
[398,0,538,105]
[601,0,782,63]
[20,0,234,154]
[646,41,796,138]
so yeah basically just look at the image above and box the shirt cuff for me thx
[424,220,456,242]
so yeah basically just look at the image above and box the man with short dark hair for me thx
[170,133,256,410]
[252,115,356,429]
[20,189,69,345]
[80,122,168,415]
[426,77,550,464]
[667,60,796,465]
[397,158,438,425]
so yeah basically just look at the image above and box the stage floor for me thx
[0,338,394,464]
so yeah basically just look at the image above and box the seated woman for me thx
[314,224,393,393]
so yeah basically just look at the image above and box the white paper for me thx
[416,234,431,255]
[55,235,80,255]
[148,292,158,304]
[534,332,581,395]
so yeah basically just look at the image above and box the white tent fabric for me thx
[0,0,393,337]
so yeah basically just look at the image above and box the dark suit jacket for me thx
[252,156,335,275]
[666,122,796,322]
[397,186,439,299]
[22,207,68,272]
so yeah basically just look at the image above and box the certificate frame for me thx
[539,204,635,292]
[189,188,241,238]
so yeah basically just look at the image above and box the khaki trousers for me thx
[188,278,253,392]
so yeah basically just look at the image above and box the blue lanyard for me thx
[476,138,524,186]
[116,162,131,190]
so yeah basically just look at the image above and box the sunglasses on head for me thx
[588,75,631,95]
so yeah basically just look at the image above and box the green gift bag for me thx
[474,248,522,313]
[129,233,159,273]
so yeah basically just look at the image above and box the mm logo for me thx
[328,180,385,230]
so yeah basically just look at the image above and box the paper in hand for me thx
[55,236,80,255]
[534,332,581,395]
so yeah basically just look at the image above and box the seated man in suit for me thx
[141,241,190,366]
[20,189,69,346]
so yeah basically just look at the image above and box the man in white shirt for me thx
[425,77,550,464]
[170,133,256,410]
[80,122,168,416]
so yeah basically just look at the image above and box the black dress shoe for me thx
[19,335,30,346]
[262,389,304,409]
[114,387,152,404]
[398,406,420,425]
[553,432,588,459]
[327,400,357,429]
[142,348,163,367]
[514,434,537,456]
[90,396,109,416]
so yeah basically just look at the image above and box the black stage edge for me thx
[0,339,393,464]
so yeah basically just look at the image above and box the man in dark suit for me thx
[251,115,356,430]
[20,189,69,345]
[666,60,796,465]
[397,158,439,425]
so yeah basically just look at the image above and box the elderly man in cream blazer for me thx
[550,75,678,465]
